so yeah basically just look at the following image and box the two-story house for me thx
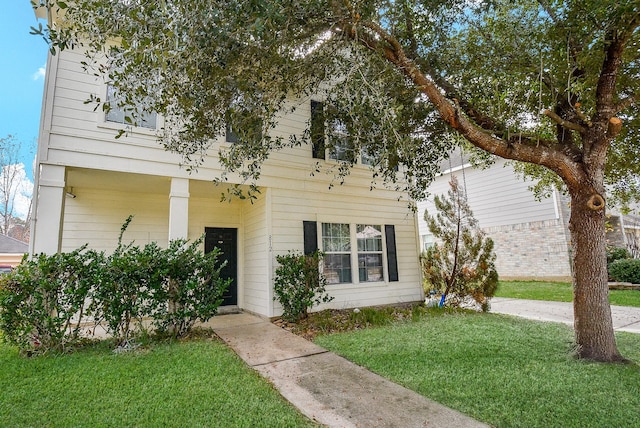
[29,31,424,317]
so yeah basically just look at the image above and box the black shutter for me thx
[303,221,318,255]
[385,225,399,282]
[310,100,325,159]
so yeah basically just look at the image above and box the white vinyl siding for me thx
[418,158,558,231]
[241,193,270,315]
[61,187,169,253]
[269,184,423,313]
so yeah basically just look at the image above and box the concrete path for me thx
[490,298,640,334]
[205,313,488,428]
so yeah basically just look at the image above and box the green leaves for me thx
[0,218,230,354]
[273,251,333,322]
[39,0,639,203]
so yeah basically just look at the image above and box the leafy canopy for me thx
[34,0,639,202]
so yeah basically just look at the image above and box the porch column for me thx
[168,178,189,242]
[32,164,66,254]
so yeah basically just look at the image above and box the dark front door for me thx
[205,227,238,306]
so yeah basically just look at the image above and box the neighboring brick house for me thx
[29,10,424,317]
[417,155,573,281]
[418,154,636,281]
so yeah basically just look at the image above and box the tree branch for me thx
[543,109,586,133]
[608,117,623,139]
[346,20,587,192]
[614,93,639,114]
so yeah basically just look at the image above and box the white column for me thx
[32,164,66,254]
[168,178,190,242]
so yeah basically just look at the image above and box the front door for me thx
[205,227,238,306]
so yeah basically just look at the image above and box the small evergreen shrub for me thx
[606,247,631,265]
[0,216,230,354]
[0,247,104,354]
[89,216,166,344]
[606,246,632,281]
[274,251,333,322]
[152,237,230,338]
[92,241,165,345]
[609,259,640,284]
[422,176,498,311]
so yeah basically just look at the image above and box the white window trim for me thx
[318,220,389,287]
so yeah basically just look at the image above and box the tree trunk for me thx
[568,189,624,362]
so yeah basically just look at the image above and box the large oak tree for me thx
[35,0,639,362]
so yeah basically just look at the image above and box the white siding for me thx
[418,158,558,231]
[241,192,270,315]
[41,50,398,192]
[61,188,169,252]
[270,184,423,314]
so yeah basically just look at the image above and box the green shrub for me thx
[0,247,104,354]
[92,241,165,345]
[274,251,333,322]
[89,217,166,344]
[606,246,631,265]
[609,259,640,284]
[0,216,231,354]
[152,236,230,338]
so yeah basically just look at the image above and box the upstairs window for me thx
[225,123,238,143]
[310,100,325,158]
[310,100,372,164]
[328,119,356,162]
[225,95,263,144]
[105,83,157,129]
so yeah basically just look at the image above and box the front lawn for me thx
[0,335,316,427]
[315,311,640,428]
[495,280,640,307]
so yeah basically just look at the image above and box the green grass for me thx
[0,337,316,428]
[495,280,640,307]
[315,311,640,428]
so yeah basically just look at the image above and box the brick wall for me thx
[484,218,572,280]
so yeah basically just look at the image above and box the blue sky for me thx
[0,2,49,181]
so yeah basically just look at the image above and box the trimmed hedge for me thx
[0,217,230,355]
[609,258,640,284]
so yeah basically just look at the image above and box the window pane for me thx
[105,84,157,129]
[141,110,157,129]
[328,120,355,162]
[322,223,352,284]
[322,223,350,252]
[358,254,383,282]
[356,225,382,251]
[324,253,352,284]
[361,150,375,166]
[310,100,325,159]
[357,225,383,282]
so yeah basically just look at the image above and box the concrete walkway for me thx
[205,313,488,428]
[204,299,639,427]
[490,298,640,333]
